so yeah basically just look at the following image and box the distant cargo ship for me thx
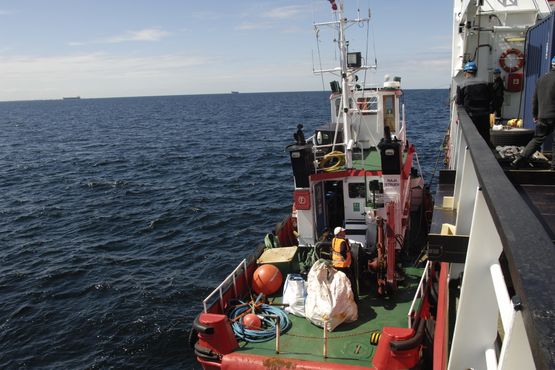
[62,96,81,100]
[231,91,239,94]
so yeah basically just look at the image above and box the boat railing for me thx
[407,261,431,328]
[202,258,249,313]
[442,107,555,370]
[312,142,347,173]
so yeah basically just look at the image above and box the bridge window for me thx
[383,95,395,132]
[356,96,378,115]
[348,183,366,198]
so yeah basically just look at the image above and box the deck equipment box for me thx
[257,246,299,277]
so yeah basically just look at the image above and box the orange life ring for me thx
[499,48,524,73]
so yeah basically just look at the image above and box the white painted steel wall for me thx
[445,119,536,370]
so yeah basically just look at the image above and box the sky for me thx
[0,1,453,101]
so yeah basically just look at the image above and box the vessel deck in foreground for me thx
[233,267,423,367]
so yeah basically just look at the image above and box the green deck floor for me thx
[234,267,423,368]
[351,148,408,172]
[352,148,382,171]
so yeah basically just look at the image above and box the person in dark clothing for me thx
[491,68,504,121]
[456,61,493,147]
[512,57,555,169]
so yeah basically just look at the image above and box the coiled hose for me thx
[319,151,345,172]
[229,304,292,342]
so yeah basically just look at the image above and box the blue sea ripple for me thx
[0,90,448,369]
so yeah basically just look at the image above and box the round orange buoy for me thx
[242,314,262,330]
[252,264,283,296]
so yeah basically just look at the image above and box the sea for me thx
[0,90,449,369]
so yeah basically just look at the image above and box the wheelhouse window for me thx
[383,95,395,132]
[348,183,366,198]
[356,97,378,115]
[367,180,384,208]
[334,97,341,115]
[335,97,356,114]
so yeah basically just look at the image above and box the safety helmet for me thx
[493,68,501,74]
[334,226,345,236]
[463,61,478,72]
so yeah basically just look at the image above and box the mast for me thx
[313,0,373,168]
[337,2,353,168]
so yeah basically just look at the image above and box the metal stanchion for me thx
[323,320,328,358]
[275,318,281,354]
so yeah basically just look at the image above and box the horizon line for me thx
[0,88,450,103]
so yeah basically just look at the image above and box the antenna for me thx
[313,0,374,168]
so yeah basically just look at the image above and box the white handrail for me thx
[407,260,431,328]
[490,263,514,334]
[203,258,249,313]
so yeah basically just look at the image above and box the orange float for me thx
[242,314,262,330]
[252,264,283,296]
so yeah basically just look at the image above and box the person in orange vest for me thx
[332,226,358,302]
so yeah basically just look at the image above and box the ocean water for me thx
[0,90,448,369]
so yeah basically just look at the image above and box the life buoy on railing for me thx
[319,151,345,172]
[499,48,524,73]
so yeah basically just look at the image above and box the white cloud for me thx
[190,11,223,21]
[378,56,451,89]
[0,53,210,100]
[235,5,312,31]
[69,28,171,47]
[0,9,13,16]
[104,28,170,43]
[235,22,271,31]
[263,5,310,19]
[1,53,207,78]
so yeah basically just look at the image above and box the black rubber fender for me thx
[490,128,534,147]
[193,314,214,335]
[315,241,332,260]
[350,243,361,297]
[390,318,426,351]
[188,326,198,349]
[194,342,220,362]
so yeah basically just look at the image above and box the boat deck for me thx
[506,168,555,241]
[428,164,555,265]
[351,148,408,171]
[352,148,381,171]
[233,267,423,368]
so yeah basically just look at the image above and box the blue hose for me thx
[229,304,292,342]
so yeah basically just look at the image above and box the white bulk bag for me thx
[304,260,357,331]
[282,274,307,317]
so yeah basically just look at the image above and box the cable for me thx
[315,28,326,92]
[229,303,292,343]
[413,152,424,180]
[394,233,405,249]
[474,3,483,63]
[319,150,346,172]
[426,129,449,190]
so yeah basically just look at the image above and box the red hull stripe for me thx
[221,352,375,369]
[310,169,381,181]
[402,145,415,179]
[433,262,449,370]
